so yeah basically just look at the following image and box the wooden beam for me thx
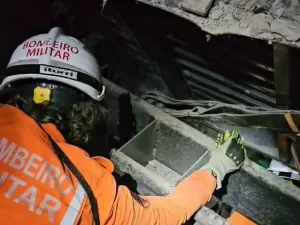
[274,44,292,163]
[274,43,292,109]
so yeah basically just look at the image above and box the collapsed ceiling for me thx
[136,0,300,48]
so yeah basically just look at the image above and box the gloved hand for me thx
[201,130,246,189]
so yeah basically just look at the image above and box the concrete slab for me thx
[180,0,215,17]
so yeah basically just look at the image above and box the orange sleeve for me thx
[227,212,257,225]
[108,170,216,225]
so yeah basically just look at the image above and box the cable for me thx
[38,123,100,225]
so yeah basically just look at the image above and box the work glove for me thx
[201,130,246,189]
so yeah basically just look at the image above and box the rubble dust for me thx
[145,159,181,184]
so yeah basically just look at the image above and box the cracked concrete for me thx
[136,0,300,48]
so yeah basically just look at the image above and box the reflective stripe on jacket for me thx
[0,104,216,225]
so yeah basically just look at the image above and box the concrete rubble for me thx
[136,0,300,48]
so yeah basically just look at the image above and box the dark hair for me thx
[5,92,107,147]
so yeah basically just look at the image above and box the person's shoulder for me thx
[58,143,118,221]
[58,142,113,180]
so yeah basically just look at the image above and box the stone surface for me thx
[180,0,215,17]
[136,0,300,48]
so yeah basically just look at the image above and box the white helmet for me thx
[0,27,105,102]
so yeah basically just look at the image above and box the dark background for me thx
[0,0,103,74]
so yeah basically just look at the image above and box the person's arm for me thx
[109,170,216,225]
[106,129,245,225]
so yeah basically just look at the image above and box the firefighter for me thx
[0,27,246,225]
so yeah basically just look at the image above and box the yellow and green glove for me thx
[201,130,247,189]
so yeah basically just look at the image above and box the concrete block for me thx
[180,0,215,17]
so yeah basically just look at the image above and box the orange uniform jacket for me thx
[0,104,217,225]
